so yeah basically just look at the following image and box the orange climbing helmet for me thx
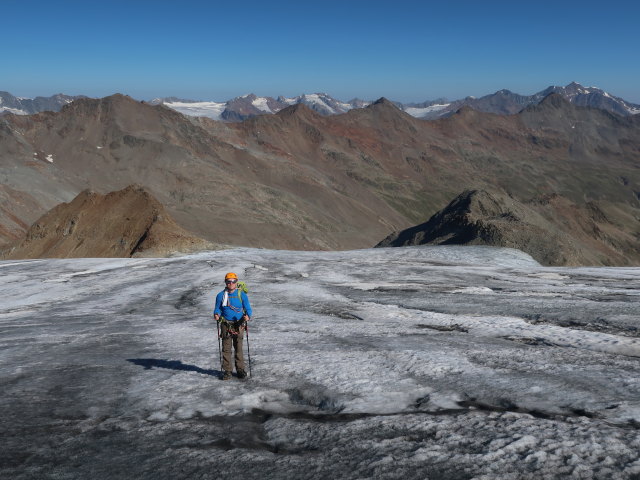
[224,272,238,281]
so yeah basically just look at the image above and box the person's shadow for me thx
[127,358,220,377]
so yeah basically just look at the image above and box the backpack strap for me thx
[236,289,244,311]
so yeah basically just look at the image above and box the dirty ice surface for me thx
[1,246,639,479]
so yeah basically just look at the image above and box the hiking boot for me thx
[222,371,232,381]
[237,369,248,379]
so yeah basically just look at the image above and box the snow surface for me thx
[163,100,227,120]
[302,94,336,113]
[282,94,354,113]
[404,103,450,118]
[251,97,272,113]
[0,106,28,115]
[1,245,639,479]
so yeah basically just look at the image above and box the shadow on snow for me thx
[127,358,221,377]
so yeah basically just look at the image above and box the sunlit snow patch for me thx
[164,101,227,120]
[527,272,569,280]
[251,97,272,113]
[0,106,29,115]
[301,94,336,113]
[450,286,495,294]
[404,104,450,117]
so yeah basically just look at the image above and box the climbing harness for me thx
[218,317,245,338]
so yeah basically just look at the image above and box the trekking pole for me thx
[216,319,223,373]
[245,321,252,377]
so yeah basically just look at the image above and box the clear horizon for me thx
[4,0,640,104]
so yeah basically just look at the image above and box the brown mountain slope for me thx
[1,93,639,264]
[230,93,640,229]
[0,95,409,250]
[376,189,639,266]
[1,185,214,259]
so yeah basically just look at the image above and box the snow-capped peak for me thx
[251,96,272,113]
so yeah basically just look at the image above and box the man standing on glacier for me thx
[213,272,252,380]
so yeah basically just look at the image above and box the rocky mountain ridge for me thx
[149,92,370,121]
[416,82,640,120]
[154,82,640,121]
[0,91,85,115]
[1,92,639,265]
[5,82,638,121]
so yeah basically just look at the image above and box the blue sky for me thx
[4,0,639,103]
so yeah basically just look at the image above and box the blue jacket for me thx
[214,288,252,322]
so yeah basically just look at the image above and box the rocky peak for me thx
[526,93,572,112]
[1,184,211,259]
[368,97,402,110]
[58,93,146,117]
[376,188,636,266]
[275,102,318,119]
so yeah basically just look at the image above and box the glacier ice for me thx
[1,246,639,478]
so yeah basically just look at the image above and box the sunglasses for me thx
[225,279,237,284]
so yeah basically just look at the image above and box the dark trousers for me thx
[221,322,245,373]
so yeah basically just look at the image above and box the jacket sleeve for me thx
[213,292,222,316]
[241,291,252,317]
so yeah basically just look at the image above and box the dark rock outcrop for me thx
[376,190,638,266]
